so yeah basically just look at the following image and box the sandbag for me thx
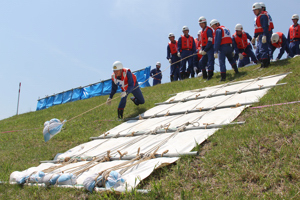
[83,173,103,193]
[105,171,125,189]
[27,171,45,183]
[57,173,77,185]
[10,171,29,184]
[43,118,66,142]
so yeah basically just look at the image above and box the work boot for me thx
[117,109,124,119]
[202,70,207,79]
[185,72,190,79]
[170,75,174,82]
[180,72,185,80]
[263,59,269,68]
[220,73,226,81]
[207,70,214,80]
[232,63,239,74]
[191,72,195,78]
[259,61,265,68]
[130,96,138,106]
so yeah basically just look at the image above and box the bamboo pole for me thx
[5,181,149,194]
[157,83,286,105]
[168,72,290,96]
[127,102,255,121]
[89,122,245,140]
[40,151,199,164]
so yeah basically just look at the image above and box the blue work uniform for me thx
[177,35,196,77]
[199,26,215,72]
[150,67,162,86]
[167,42,181,81]
[110,70,145,110]
[270,33,290,60]
[287,23,300,57]
[214,26,236,73]
[254,13,270,61]
[232,31,257,63]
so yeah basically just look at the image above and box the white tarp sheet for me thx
[10,73,288,191]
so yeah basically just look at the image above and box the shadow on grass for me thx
[125,107,147,120]
[214,71,248,82]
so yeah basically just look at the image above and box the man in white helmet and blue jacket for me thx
[107,61,145,119]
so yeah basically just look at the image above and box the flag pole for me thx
[16,82,21,115]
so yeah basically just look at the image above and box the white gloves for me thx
[106,98,112,106]
[239,53,244,60]
[251,37,256,45]
[194,67,198,73]
[262,36,267,44]
[199,50,206,55]
[120,92,127,98]
[252,45,257,50]
[168,59,172,64]
[214,53,218,58]
[177,52,181,57]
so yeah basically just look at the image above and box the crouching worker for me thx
[107,61,145,119]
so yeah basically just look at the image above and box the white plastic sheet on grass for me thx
[10,73,288,191]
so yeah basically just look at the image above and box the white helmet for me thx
[235,24,243,31]
[271,33,279,43]
[182,26,189,31]
[210,19,219,27]
[198,16,207,23]
[112,61,123,71]
[259,2,265,8]
[252,2,262,10]
[292,14,299,20]
[198,30,201,35]
[156,62,161,67]
[168,33,175,38]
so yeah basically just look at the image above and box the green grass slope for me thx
[0,57,299,199]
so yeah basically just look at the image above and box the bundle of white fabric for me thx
[43,118,66,142]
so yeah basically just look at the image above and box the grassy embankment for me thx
[0,57,299,199]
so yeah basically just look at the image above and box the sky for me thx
[0,0,299,120]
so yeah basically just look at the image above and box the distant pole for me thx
[16,82,21,115]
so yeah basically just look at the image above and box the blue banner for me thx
[36,66,151,110]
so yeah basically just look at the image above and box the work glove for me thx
[177,52,181,57]
[168,59,172,64]
[251,37,256,45]
[256,37,259,42]
[252,45,257,50]
[262,36,267,44]
[194,67,198,73]
[120,92,127,98]
[238,53,244,60]
[199,50,206,55]
[106,98,112,106]
[214,53,218,59]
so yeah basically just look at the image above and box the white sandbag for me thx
[83,173,103,193]
[48,173,61,185]
[43,118,66,142]
[57,173,77,185]
[105,171,125,189]
[9,171,29,184]
[27,171,45,183]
